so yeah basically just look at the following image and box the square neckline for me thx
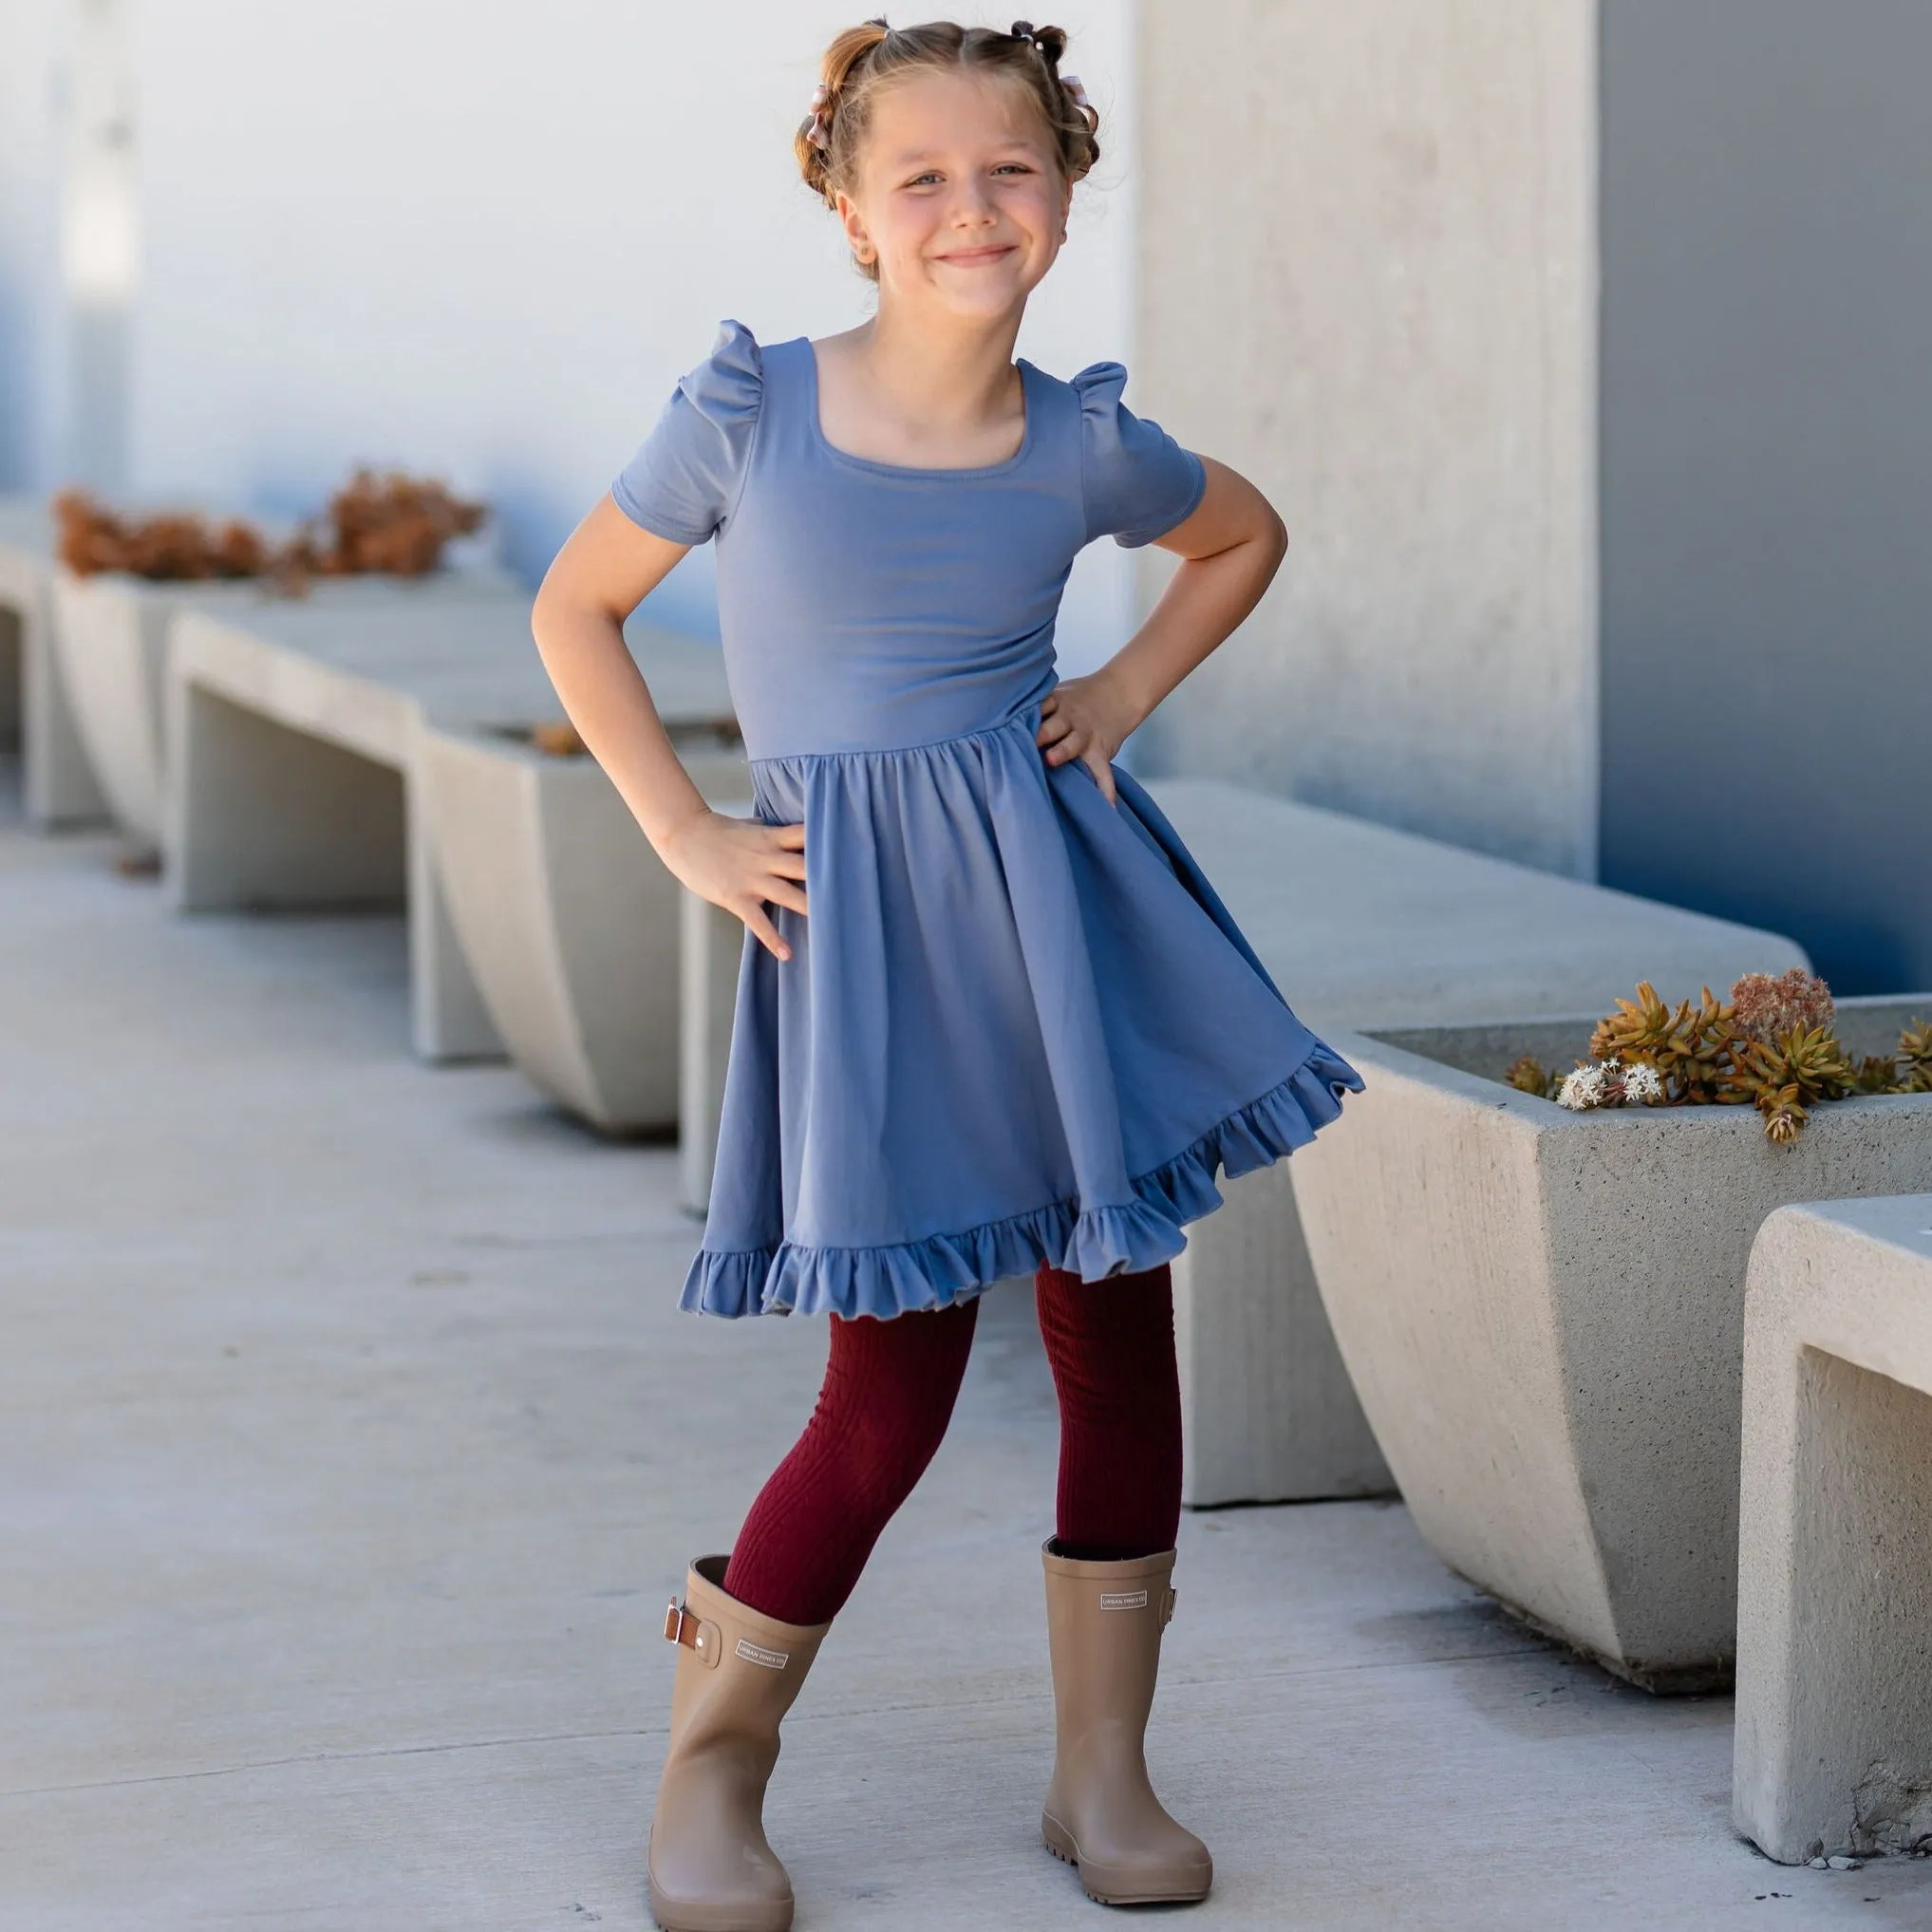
[797,338,1039,481]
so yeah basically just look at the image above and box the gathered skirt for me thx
[683,703,1361,1319]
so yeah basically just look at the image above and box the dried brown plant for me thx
[529,722,588,758]
[55,490,269,581]
[55,471,488,586]
[284,470,487,580]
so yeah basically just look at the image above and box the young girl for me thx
[534,20,1359,1929]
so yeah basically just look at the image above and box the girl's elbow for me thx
[1252,506,1289,584]
[530,572,569,652]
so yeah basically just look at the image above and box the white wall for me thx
[88,1,1138,666]
[1135,0,1599,876]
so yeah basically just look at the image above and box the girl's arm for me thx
[1034,457,1287,804]
[533,496,807,961]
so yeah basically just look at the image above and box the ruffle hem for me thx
[681,1041,1362,1320]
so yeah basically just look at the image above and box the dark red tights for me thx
[723,1262,1184,1625]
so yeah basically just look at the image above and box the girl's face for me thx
[836,68,1072,323]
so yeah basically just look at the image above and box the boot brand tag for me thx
[1099,1589,1149,1610]
[736,1639,790,1669]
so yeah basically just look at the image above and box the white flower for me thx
[1558,1062,1610,1111]
[1623,1062,1664,1105]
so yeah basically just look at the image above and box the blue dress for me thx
[613,321,1360,1320]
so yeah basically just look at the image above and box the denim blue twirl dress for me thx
[612,321,1361,1320]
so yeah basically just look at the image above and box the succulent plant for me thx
[1511,975,1932,1145]
[1588,982,1674,1066]
[1505,1055,1558,1098]
[1900,1019,1932,1095]
[1589,982,1735,1103]
[1853,1055,1904,1096]
[1731,968,1835,1046]
[1732,1024,1858,1146]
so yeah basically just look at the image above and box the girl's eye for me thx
[906,171,943,188]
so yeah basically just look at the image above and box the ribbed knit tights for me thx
[722,1261,1184,1625]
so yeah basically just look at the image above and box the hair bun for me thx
[1009,19,1067,65]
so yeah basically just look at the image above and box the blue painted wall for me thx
[1600,0,1932,993]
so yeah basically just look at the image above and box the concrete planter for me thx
[1137,779,1808,1510]
[1295,996,1932,1691]
[422,722,751,1132]
[51,566,512,849]
[0,500,108,829]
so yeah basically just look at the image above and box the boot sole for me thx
[1041,1812,1213,1906]
[647,1872,794,1932]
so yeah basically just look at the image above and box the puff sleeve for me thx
[610,320,764,545]
[1074,362,1208,549]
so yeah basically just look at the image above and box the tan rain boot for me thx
[647,1555,830,1932]
[1040,1541,1213,1906]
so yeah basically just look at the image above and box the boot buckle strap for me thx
[663,1598,723,1668]
[1162,1585,1176,1627]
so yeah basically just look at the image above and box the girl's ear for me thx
[835,190,877,268]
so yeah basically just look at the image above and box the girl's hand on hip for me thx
[1036,673,1138,806]
[659,810,807,963]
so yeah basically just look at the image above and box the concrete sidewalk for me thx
[3,754,1928,1932]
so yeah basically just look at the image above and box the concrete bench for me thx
[1734,1195,1932,1865]
[54,565,518,851]
[163,595,731,1063]
[421,721,749,1134]
[0,498,109,829]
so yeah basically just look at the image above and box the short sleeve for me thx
[1074,362,1208,549]
[610,320,764,546]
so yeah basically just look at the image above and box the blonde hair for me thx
[797,18,1101,279]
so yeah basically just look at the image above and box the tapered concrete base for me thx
[1735,1196,1932,1864]
[0,499,110,830]
[52,566,516,852]
[163,595,734,1067]
[422,722,749,1133]
[166,627,494,1062]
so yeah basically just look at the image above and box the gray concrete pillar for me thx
[1135,0,1599,879]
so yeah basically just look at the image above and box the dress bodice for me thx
[612,322,1207,763]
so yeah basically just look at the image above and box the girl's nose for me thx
[948,182,998,228]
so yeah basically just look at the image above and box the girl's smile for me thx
[840,70,1070,318]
